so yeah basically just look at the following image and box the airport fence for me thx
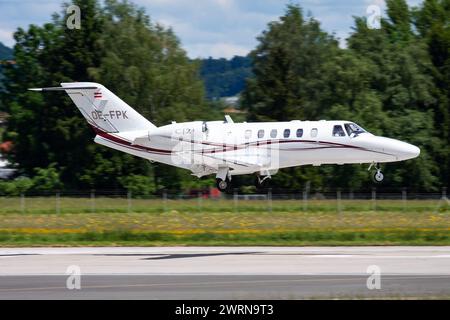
[0,188,449,246]
[0,187,448,215]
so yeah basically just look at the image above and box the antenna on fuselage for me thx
[224,115,234,123]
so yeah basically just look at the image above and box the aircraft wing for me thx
[131,133,273,174]
[132,135,151,147]
[200,152,264,171]
[170,150,263,177]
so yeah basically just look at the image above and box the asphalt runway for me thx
[0,247,449,299]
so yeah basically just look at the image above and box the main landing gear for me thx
[368,162,384,183]
[254,174,271,190]
[216,177,231,192]
[216,167,231,192]
[215,168,273,193]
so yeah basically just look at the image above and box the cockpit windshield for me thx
[344,123,366,136]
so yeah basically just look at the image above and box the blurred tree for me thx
[88,0,217,190]
[0,177,33,195]
[32,165,63,192]
[346,0,442,190]
[119,174,156,196]
[90,0,211,125]
[0,1,447,193]
[239,2,445,191]
[413,0,450,186]
[241,5,339,122]
[1,0,213,191]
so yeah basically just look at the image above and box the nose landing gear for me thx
[369,162,384,183]
[373,170,384,183]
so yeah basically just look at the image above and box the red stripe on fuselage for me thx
[89,124,392,157]
[91,125,171,154]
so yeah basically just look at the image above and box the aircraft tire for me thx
[373,170,384,183]
[216,178,230,192]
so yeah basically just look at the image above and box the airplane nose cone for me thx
[396,142,420,160]
[358,136,420,161]
[409,145,420,158]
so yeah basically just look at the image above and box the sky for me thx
[0,0,424,59]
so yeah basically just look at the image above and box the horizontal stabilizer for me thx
[28,86,98,91]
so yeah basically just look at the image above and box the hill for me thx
[0,42,13,95]
[0,42,13,60]
[199,55,252,99]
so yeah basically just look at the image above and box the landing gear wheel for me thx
[373,170,384,183]
[254,175,270,190]
[216,178,230,192]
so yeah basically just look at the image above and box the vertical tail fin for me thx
[30,82,156,133]
[61,82,156,133]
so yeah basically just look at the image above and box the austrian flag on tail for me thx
[94,90,102,99]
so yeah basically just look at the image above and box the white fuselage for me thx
[29,83,420,183]
[93,119,420,178]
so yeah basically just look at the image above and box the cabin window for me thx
[258,129,265,138]
[283,129,291,138]
[311,128,318,138]
[332,125,346,137]
[270,129,277,138]
[296,128,303,138]
[245,129,252,139]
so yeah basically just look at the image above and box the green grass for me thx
[0,197,448,246]
[1,229,450,247]
[0,197,444,214]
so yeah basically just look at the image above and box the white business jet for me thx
[30,83,420,192]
